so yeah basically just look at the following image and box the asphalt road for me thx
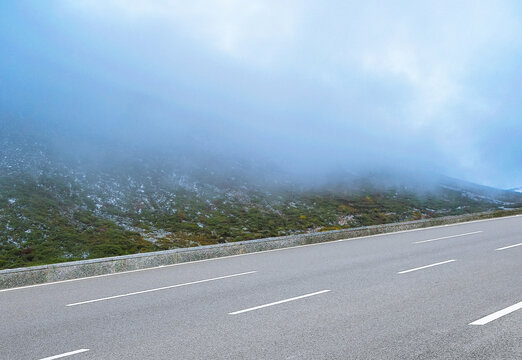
[1,215,521,359]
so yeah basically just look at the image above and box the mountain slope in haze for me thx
[1,136,521,270]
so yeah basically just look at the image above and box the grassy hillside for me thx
[2,170,521,270]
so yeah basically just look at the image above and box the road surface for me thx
[1,215,521,359]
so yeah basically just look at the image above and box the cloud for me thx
[62,0,303,66]
[1,0,522,188]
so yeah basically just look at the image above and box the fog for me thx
[1,1,522,188]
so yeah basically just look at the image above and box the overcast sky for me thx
[1,1,521,188]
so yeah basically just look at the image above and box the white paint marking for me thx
[2,214,519,293]
[413,231,482,244]
[229,290,331,315]
[38,349,90,360]
[495,242,522,251]
[398,260,456,274]
[470,301,522,325]
[66,271,256,306]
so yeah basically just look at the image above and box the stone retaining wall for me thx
[1,210,520,289]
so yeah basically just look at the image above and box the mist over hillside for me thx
[2,1,522,270]
[1,130,521,270]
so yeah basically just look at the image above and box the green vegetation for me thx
[1,173,520,270]
[0,176,155,269]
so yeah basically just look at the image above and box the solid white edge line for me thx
[397,260,456,274]
[2,214,520,293]
[495,242,522,251]
[470,301,522,325]
[66,271,257,307]
[229,290,331,315]
[413,231,483,244]
[38,349,90,360]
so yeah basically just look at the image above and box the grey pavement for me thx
[1,215,521,359]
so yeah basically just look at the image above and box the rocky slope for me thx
[1,135,521,269]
